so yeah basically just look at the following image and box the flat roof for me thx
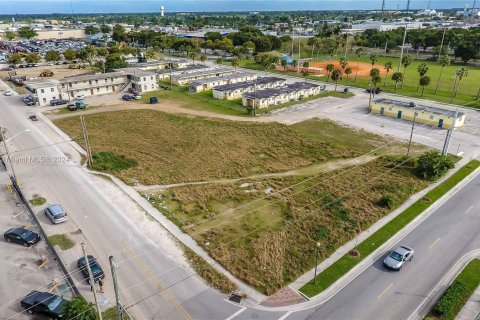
[133,59,189,68]
[61,71,126,84]
[117,68,157,77]
[214,76,286,92]
[24,79,61,89]
[243,82,321,99]
[374,98,465,118]
[189,72,255,86]
[172,68,234,80]
[156,64,210,75]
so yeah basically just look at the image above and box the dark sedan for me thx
[77,255,105,284]
[4,228,41,247]
[122,94,132,101]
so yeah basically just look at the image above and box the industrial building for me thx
[189,73,257,93]
[370,98,465,129]
[242,82,323,109]
[171,68,235,86]
[213,77,287,100]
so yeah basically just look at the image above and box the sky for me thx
[0,0,475,14]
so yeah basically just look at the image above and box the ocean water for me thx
[0,0,475,14]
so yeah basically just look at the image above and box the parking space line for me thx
[377,282,394,299]
[278,311,292,320]
[465,205,474,214]
[428,237,441,250]
[11,211,24,218]
[225,307,246,320]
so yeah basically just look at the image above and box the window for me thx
[151,76,154,80]
[429,115,434,120]
[69,83,72,87]
[43,98,47,103]
[50,88,54,92]
[97,88,100,92]
[143,77,146,81]
[41,89,44,93]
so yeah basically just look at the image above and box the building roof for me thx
[133,59,189,68]
[60,71,126,84]
[24,79,60,89]
[243,82,321,99]
[171,68,234,81]
[117,68,157,77]
[189,72,255,86]
[214,76,286,92]
[156,64,210,75]
[374,98,465,118]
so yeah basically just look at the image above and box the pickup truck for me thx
[20,290,68,319]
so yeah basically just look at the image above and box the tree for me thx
[435,55,450,94]
[339,57,348,76]
[100,24,111,34]
[25,53,41,63]
[254,51,281,71]
[104,53,128,71]
[302,61,310,70]
[369,54,378,69]
[419,75,431,96]
[45,50,62,62]
[63,49,77,61]
[452,67,469,98]
[242,41,255,54]
[371,74,382,96]
[280,58,288,71]
[215,57,223,64]
[61,297,97,320]
[84,25,100,35]
[331,69,342,91]
[17,26,37,39]
[400,54,413,88]
[7,53,22,65]
[383,61,393,86]
[112,24,127,42]
[326,63,334,82]
[232,58,239,72]
[302,70,310,82]
[144,48,156,59]
[354,47,364,81]
[416,63,429,91]
[416,151,454,181]
[4,31,16,41]
[391,72,403,93]
[454,43,477,64]
[344,67,352,79]
[78,46,97,65]
[370,68,380,78]
[200,54,208,63]
[188,51,198,64]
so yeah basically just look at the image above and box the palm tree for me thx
[391,72,403,93]
[231,58,239,72]
[453,67,469,98]
[383,61,393,87]
[339,57,348,76]
[416,63,429,91]
[281,58,288,71]
[354,47,364,81]
[326,63,335,82]
[371,74,382,97]
[345,67,352,79]
[62,297,97,320]
[302,70,310,82]
[331,69,342,91]
[215,57,223,65]
[435,55,450,94]
[419,76,431,97]
[303,61,310,71]
[200,54,208,63]
[369,54,378,70]
[188,51,198,64]
[400,54,413,88]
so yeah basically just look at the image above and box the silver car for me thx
[383,246,414,270]
[45,204,69,224]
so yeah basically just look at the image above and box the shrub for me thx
[91,152,137,171]
[379,194,396,209]
[432,282,467,316]
[416,151,454,181]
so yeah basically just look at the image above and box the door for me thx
[380,107,384,115]
[438,119,444,128]
[397,111,402,119]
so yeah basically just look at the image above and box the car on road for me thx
[44,204,69,224]
[29,115,38,121]
[22,96,35,106]
[122,94,132,101]
[20,290,68,319]
[4,89,13,96]
[77,255,105,284]
[132,94,141,100]
[366,87,383,94]
[383,246,414,270]
[67,104,77,111]
[76,94,85,100]
[4,227,41,247]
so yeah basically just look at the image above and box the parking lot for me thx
[0,170,70,318]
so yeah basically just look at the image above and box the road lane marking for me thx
[225,307,246,320]
[429,237,441,250]
[278,311,292,320]
[465,205,474,214]
[377,282,394,299]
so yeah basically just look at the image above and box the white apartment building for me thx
[242,82,323,108]
[213,77,287,100]
[189,73,257,93]
[171,68,235,86]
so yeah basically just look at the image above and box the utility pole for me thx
[109,256,123,320]
[398,23,408,72]
[81,243,103,320]
[0,128,17,182]
[80,116,93,166]
[253,83,257,117]
[407,111,417,157]
[442,107,459,155]
[381,0,386,13]
[297,41,301,73]
[406,0,411,12]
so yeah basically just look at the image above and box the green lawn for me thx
[426,259,480,320]
[48,234,75,250]
[300,159,480,297]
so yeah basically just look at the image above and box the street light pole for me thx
[407,111,417,157]
[313,242,321,285]
[109,255,123,320]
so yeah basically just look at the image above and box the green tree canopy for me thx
[416,151,454,181]
[17,26,37,39]
[45,50,62,62]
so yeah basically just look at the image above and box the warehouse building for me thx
[213,77,287,100]
[171,68,235,86]
[242,82,323,108]
[370,98,465,129]
[189,73,257,93]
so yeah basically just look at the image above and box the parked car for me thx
[366,87,383,94]
[132,94,141,100]
[50,99,67,106]
[122,94,132,101]
[76,94,85,100]
[75,100,86,109]
[44,204,69,224]
[150,96,158,104]
[383,246,414,271]
[128,88,139,95]
[29,115,38,121]
[4,89,13,96]
[4,227,40,247]
[20,290,68,319]
[67,104,77,111]
[77,255,105,284]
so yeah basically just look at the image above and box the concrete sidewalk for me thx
[456,284,480,320]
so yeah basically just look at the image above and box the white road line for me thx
[378,282,394,299]
[428,237,441,250]
[465,205,474,214]
[278,311,292,320]
[225,307,246,320]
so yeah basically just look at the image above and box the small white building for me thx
[25,79,62,106]
[171,68,235,86]
[156,64,212,81]
[189,73,257,93]
[213,77,287,100]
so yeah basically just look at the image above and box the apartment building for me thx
[171,68,235,86]
[189,73,257,93]
[213,77,287,100]
[156,64,212,81]
[242,82,323,108]
[133,59,190,71]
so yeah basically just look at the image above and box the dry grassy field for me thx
[55,110,390,185]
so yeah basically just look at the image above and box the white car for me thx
[132,94,141,100]
[4,90,13,96]
[76,95,85,100]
